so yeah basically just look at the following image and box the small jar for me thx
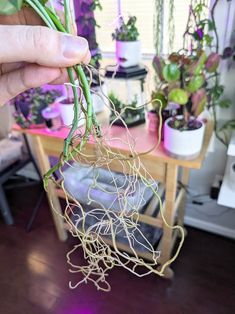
[42,106,61,131]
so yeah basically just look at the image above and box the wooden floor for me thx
[0,184,235,314]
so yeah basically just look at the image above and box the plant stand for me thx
[13,120,213,277]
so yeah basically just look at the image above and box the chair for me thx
[0,104,44,229]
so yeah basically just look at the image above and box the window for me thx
[95,0,202,55]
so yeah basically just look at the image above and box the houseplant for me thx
[151,1,234,156]
[13,87,61,128]
[151,49,218,158]
[180,0,234,146]
[112,15,141,68]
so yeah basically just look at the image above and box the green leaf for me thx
[151,91,167,110]
[208,20,216,31]
[0,0,23,15]
[162,63,180,82]
[168,88,189,105]
[219,99,232,108]
[220,120,235,130]
[38,0,48,4]
[204,34,213,46]
[186,75,205,93]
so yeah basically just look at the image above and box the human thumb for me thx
[0,25,90,66]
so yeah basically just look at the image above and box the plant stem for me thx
[211,0,219,53]
[24,0,99,181]
[25,0,56,29]
[64,0,72,33]
[63,68,80,157]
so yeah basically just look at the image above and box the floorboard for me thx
[0,185,235,314]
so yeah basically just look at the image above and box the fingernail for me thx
[62,35,88,59]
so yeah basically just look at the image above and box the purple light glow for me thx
[62,306,95,314]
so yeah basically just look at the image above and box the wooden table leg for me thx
[178,167,190,236]
[160,163,178,278]
[32,135,67,241]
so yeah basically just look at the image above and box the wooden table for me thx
[14,120,213,278]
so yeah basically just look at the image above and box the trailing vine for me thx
[168,0,175,53]
[154,0,164,56]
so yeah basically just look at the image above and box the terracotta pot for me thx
[147,109,174,140]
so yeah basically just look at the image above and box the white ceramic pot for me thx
[116,41,141,68]
[58,97,85,127]
[163,116,205,159]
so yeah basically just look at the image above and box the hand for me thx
[0,8,90,105]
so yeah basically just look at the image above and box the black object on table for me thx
[105,65,148,80]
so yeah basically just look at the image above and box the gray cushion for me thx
[0,139,23,172]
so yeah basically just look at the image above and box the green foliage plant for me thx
[112,15,139,42]
[152,1,234,140]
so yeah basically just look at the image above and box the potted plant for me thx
[112,15,141,68]
[13,87,61,129]
[151,49,220,158]
[163,90,207,159]
[150,1,235,150]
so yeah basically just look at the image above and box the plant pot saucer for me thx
[163,148,201,160]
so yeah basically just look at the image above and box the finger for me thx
[0,65,61,104]
[49,50,91,85]
[0,25,90,67]
[83,50,91,65]
[50,68,69,85]
[0,62,25,74]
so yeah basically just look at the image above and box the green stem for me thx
[24,0,99,182]
[25,0,56,29]
[63,68,80,157]
[45,8,66,32]
[211,0,219,53]
[64,0,72,33]
[211,73,227,146]
[62,0,80,157]
[75,65,94,131]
